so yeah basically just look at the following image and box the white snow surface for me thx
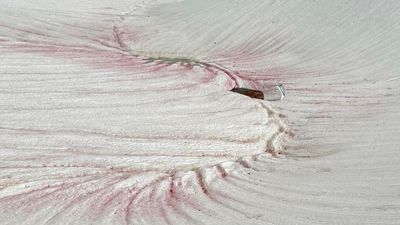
[1,1,400,224]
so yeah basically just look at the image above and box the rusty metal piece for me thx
[230,84,286,101]
[230,88,264,99]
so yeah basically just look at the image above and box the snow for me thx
[1,0,399,224]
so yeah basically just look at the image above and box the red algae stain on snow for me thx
[216,165,227,178]
[5,41,245,91]
[0,17,294,224]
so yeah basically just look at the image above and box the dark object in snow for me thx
[230,88,264,99]
[230,84,286,101]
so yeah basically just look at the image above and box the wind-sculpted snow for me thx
[1,0,400,225]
